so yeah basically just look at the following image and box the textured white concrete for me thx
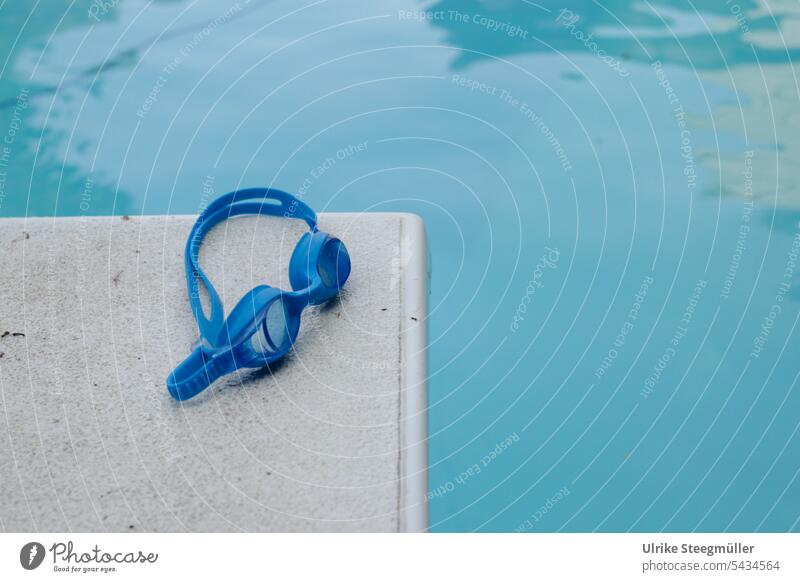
[0,212,427,532]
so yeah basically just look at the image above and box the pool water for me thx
[2,0,800,532]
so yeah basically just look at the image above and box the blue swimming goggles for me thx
[167,188,351,401]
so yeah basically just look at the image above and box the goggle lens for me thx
[251,297,292,355]
[317,238,351,290]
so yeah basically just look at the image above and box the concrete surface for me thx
[0,212,428,532]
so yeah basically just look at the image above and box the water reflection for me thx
[426,0,798,70]
[424,0,800,212]
[0,0,257,217]
[0,1,138,216]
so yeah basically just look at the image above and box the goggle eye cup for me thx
[250,297,298,357]
[317,238,351,290]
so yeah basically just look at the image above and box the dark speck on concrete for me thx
[11,332,25,337]
[128,524,134,529]
[380,308,387,311]
[0,352,4,359]
[411,317,418,321]
[122,215,131,221]
[0,332,8,338]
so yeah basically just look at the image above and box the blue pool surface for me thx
[1,0,800,531]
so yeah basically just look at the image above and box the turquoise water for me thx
[2,0,799,532]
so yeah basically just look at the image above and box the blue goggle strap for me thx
[167,346,238,401]
[184,188,317,345]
